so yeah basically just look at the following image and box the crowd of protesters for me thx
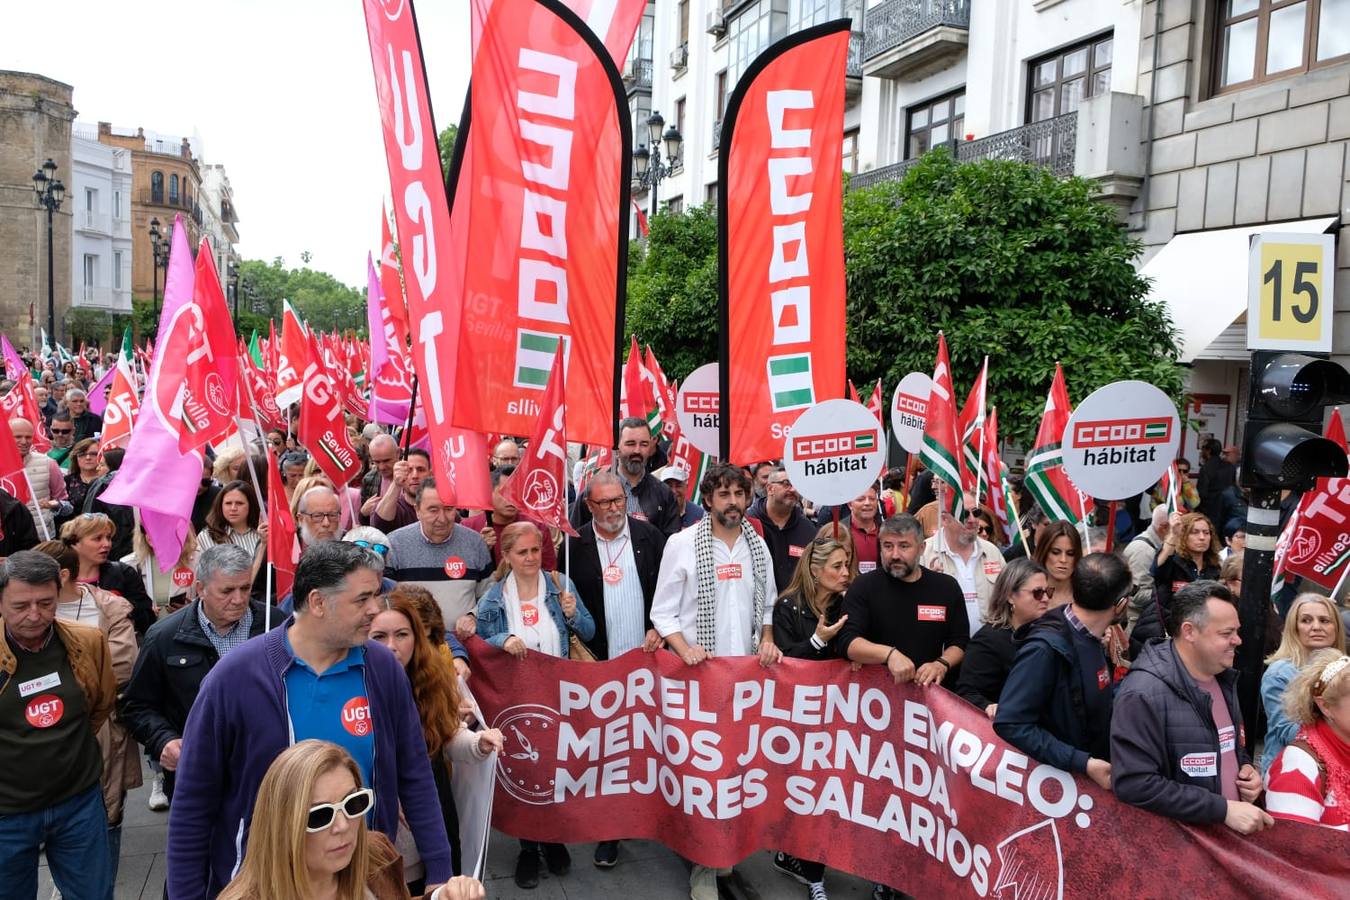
[3,344,1349,900]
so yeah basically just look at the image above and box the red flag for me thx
[448,0,630,448]
[720,22,849,463]
[866,379,884,428]
[1,372,51,453]
[500,345,577,537]
[76,343,91,380]
[983,406,1012,543]
[920,333,963,513]
[240,354,284,433]
[621,336,660,433]
[0,414,33,504]
[379,205,410,344]
[848,380,860,404]
[1024,364,1081,523]
[266,444,299,599]
[644,345,679,440]
[99,353,140,452]
[298,330,361,490]
[957,357,989,497]
[178,245,240,455]
[577,446,613,493]
[275,301,308,410]
[632,197,649,238]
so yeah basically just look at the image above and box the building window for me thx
[113,251,123,290]
[790,0,860,30]
[727,0,787,84]
[715,70,728,120]
[665,195,684,214]
[843,128,859,174]
[679,0,689,46]
[675,97,686,142]
[1215,0,1350,92]
[83,254,97,290]
[113,191,122,221]
[150,171,164,203]
[1028,33,1112,122]
[907,90,965,158]
[632,94,652,155]
[706,182,718,206]
[169,174,179,204]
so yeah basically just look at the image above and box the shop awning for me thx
[1142,217,1339,363]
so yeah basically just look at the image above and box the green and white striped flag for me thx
[766,354,815,412]
[515,331,568,389]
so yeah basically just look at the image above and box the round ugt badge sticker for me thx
[342,697,373,737]
[26,695,64,729]
[445,557,467,579]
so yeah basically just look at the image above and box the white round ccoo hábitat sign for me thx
[1061,380,1181,500]
[891,372,932,454]
[675,363,721,456]
[783,400,886,506]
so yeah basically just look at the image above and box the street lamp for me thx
[32,158,65,348]
[148,217,171,325]
[228,260,240,327]
[632,111,683,219]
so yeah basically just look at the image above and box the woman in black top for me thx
[1132,511,1222,655]
[770,537,851,896]
[956,558,1049,718]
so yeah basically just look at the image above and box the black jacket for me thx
[564,517,666,659]
[1196,457,1237,526]
[748,498,820,591]
[955,624,1017,711]
[1111,639,1250,824]
[97,559,155,638]
[119,599,274,794]
[993,607,1114,774]
[571,473,681,537]
[773,591,843,661]
[71,410,103,443]
[0,489,39,557]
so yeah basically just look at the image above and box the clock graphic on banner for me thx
[492,704,562,805]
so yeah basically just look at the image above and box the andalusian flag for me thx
[957,356,988,500]
[1024,364,1081,524]
[621,336,662,436]
[920,333,964,514]
[248,330,265,369]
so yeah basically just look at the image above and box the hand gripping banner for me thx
[718,21,849,464]
[467,646,1350,898]
[449,0,630,448]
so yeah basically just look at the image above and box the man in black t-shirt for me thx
[838,513,969,685]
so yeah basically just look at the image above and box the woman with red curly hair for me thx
[369,596,503,889]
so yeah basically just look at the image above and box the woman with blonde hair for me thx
[1260,593,1347,772]
[1131,511,1222,654]
[476,521,593,889]
[369,597,502,886]
[1266,649,1350,830]
[212,446,245,484]
[60,512,154,636]
[814,522,859,582]
[123,514,198,615]
[34,538,141,884]
[218,740,488,900]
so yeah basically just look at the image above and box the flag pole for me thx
[401,373,420,459]
[1004,481,1030,552]
[23,469,51,542]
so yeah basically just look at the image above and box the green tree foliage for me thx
[439,125,459,174]
[236,258,367,335]
[626,150,1183,448]
[844,149,1180,448]
[625,205,720,380]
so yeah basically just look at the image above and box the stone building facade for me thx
[0,71,76,348]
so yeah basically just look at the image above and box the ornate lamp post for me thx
[148,217,171,325]
[632,111,683,219]
[32,158,65,346]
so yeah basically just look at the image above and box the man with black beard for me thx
[571,417,680,537]
[650,462,780,900]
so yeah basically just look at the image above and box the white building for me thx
[641,0,1350,458]
[69,127,133,314]
[199,162,240,282]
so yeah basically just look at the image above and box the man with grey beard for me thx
[570,417,680,537]
[296,486,343,548]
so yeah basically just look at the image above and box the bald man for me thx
[490,439,521,471]
[8,418,69,538]
[360,433,401,522]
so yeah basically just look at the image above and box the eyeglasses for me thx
[588,496,625,509]
[1026,587,1050,601]
[268,438,285,447]
[304,511,341,522]
[50,428,73,435]
[352,539,390,556]
[77,451,99,459]
[306,788,374,832]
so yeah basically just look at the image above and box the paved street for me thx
[41,760,883,899]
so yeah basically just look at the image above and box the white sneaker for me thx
[809,883,829,900]
[148,772,169,811]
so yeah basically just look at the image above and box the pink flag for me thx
[365,253,413,425]
[1,336,27,381]
[86,364,117,416]
[101,217,203,571]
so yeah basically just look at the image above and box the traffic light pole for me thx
[1236,488,1281,756]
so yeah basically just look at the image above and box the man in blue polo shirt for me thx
[166,542,453,899]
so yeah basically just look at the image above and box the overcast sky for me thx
[0,0,471,288]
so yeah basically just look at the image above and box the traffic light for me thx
[1241,351,1350,489]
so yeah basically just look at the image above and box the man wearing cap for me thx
[657,465,702,529]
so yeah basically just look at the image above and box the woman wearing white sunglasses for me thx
[218,740,484,900]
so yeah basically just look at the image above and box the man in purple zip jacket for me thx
[166,542,452,898]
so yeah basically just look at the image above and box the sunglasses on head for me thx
[352,539,390,556]
[306,787,374,832]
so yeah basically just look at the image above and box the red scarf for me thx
[1303,720,1350,809]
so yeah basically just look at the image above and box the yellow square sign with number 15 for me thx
[1247,232,1335,352]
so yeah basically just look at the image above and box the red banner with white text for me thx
[468,646,1350,899]
[719,22,848,464]
[451,0,630,447]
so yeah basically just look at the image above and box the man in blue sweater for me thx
[994,552,1130,791]
[166,542,452,898]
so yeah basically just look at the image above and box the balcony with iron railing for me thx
[863,0,970,80]
[847,30,864,80]
[623,57,653,92]
[712,119,722,152]
[848,93,1148,212]
[137,191,205,226]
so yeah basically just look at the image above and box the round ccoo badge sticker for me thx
[783,400,886,506]
[1060,380,1181,500]
[445,557,467,579]
[675,363,721,456]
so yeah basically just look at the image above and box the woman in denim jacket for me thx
[476,520,594,890]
